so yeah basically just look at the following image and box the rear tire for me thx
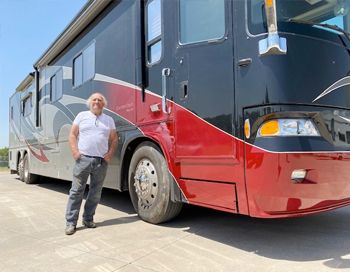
[18,158,24,182]
[23,154,38,184]
[128,142,182,224]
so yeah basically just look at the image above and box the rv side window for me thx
[73,42,95,87]
[10,106,13,120]
[50,69,63,102]
[73,54,83,87]
[23,96,32,116]
[179,0,225,44]
[50,75,57,102]
[83,43,95,81]
[57,69,63,100]
[146,0,162,64]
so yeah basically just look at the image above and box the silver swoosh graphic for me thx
[313,76,350,102]
[338,115,350,123]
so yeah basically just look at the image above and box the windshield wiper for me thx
[288,18,350,42]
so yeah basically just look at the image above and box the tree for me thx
[0,148,9,157]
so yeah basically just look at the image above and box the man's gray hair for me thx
[86,92,108,108]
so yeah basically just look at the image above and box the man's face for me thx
[90,94,104,114]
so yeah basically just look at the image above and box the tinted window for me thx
[73,43,95,87]
[50,75,57,102]
[146,0,162,64]
[23,96,32,116]
[56,69,63,100]
[248,0,350,35]
[179,0,225,44]
[83,43,95,81]
[73,54,83,87]
[147,0,161,41]
[50,69,63,102]
[148,40,162,64]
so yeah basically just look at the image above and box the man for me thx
[65,92,117,235]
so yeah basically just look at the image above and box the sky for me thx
[0,0,87,148]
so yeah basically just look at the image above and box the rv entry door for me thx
[173,0,236,181]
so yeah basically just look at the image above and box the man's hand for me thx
[103,152,113,163]
[69,124,80,160]
[104,129,117,163]
[72,150,81,161]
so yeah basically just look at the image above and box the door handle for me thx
[161,68,171,114]
[180,81,188,99]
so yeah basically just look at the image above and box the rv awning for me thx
[34,0,112,69]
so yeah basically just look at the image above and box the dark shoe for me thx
[82,220,96,228]
[65,225,76,235]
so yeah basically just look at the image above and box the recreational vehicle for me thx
[9,0,350,223]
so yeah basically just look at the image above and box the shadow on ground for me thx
[27,176,350,269]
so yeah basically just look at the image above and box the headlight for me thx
[257,119,320,137]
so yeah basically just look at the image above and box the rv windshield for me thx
[248,0,350,35]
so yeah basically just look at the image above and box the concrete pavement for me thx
[1,171,350,272]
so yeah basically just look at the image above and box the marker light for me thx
[266,0,273,7]
[291,169,307,183]
[244,119,251,139]
[258,119,319,137]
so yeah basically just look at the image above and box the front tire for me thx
[128,142,182,224]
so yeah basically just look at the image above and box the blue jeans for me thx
[65,156,108,226]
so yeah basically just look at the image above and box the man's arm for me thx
[69,124,81,160]
[104,129,117,163]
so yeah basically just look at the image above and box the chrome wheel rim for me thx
[24,159,29,180]
[133,158,158,208]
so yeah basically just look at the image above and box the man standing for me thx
[65,93,117,235]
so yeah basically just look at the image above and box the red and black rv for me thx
[9,0,350,223]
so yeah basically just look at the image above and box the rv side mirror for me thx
[258,0,287,56]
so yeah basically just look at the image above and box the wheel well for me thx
[18,150,28,164]
[16,151,23,169]
[120,137,162,191]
